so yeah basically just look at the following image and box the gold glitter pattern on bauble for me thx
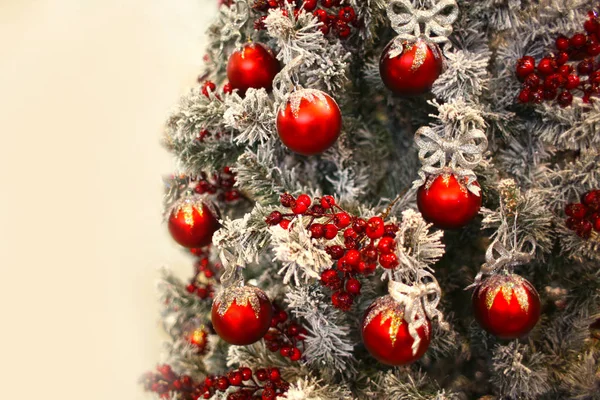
[288,89,330,119]
[182,203,196,227]
[411,40,428,72]
[480,274,530,312]
[215,286,266,318]
[364,296,405,347]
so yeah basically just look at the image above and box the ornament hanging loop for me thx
[386,0,459,44]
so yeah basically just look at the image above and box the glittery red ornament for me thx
[379,38,443,95]
[417,174,482,230]
[276,89,342,155]
[361,296,431,366]
[168,199,220,248]
[211,285,273,345]
[472,273,541,339]
[226,43,280,95]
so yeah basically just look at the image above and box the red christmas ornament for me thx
[276,89,342,155]
[168,198,220,248]
[417,174,482,230]
[472,273,541,339]
[211,285,273,345]
[361,296,431,366]
[379,38,443,95]
[226,42,281,95]
[183,319,209,354]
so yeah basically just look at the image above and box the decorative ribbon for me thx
[272,55,303,104]
[386,0,459,43]
[467,236,536,289]
[388,272,447,355]
[413,125,488,194]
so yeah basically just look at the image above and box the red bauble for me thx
[226,43,280,95]
[472,273,541,339]
[211,285,273,345]
[168,199,220,248]
[417,174,482,230]
[361,296,431,366]
[379,38,443,95]
[276,89,342,155]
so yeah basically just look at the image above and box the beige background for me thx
[0,1,217,399]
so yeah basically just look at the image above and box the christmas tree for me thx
[141,1,600,398]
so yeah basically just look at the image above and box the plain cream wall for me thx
[0,1,216,399]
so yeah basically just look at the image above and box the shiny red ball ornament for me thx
[211,285,273,345]
[168,198,220,248]
[361,296,431,365]
[276,89,342,155]
[379,38,443,95]
[226,42,281,95]
[472,273,541,339]
[417,174,482,230]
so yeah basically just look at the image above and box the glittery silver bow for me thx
[467,236,536,289]
[386,0,459,43]
[413,125,487,195]
[388,272,447,355]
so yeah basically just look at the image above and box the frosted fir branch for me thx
[463,0,531,31]
[270,221,333,286]
[556,221,600,263]
[224,88,277,146]
[373,368,460,400]
[423,314,461,363]
[161,338,209,378]
[162,175,192,219]
[283,376,353,400]
[496,129,554,185]
[481,179,554,254]
[542,302,597,359]
[490,341,551,400]
[212,204,274,284]
[535,99,600,151]
[171,138,244,178]
[158,269,212,337]
[234,142,302,205]
[202,335,230,377]
[560,351,600,399]
[264,7,349,94]
[226,341,293,370]
[285,286,355,375]
[349,0,387,44]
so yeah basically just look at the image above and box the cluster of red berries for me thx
[252,0,359,39]
[265,193,400,311]
[565,189,600,239]
[199,80,233,97]
[186,252,221,300]
[264,304,306,361]
[516,10,600,106]
[141,365,289,400]
[193,167,241,203]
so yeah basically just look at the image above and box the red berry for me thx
[377,236,396,254]
[280,346,292,357]
[583,190,599,205]
[311,204,325,215]
[337,257,352,272]
[576,220,593,239]
[204,376,215,387]
[334,212,352,228]
[297,194,311,207]
[277,310,288,323]
[518,88,532,103]
[336,21,351,39]
[217,377,230,391]
[228,372,242,386]
[531,88,544,103]
[558,64,573,77]
[343,227,358,239]
[314,9,328,22]
[324,223,339,239]
[326,245,345,259]
[577,58,595,75]
[543,88,557,100]
[256,369,268,381]
[555,51,569,66]
[587,43,600,56]
[338,6,356,22]
[584,18,599,33]
[352,218,367,233]
[279,219,291,230]
[379,253,399,269]
[593,215,600,232]
[516,56,536,80]
[566,74,580,89]
[544,73,563,90]
[321,268,339,285]
[366,216,385,238]
[289,347,302,361]
[571,33,587,48]
[268,368,280,381]
[557,91,573,107]
[537,57,556,75]
[321,0,333,7]
[331,291,353,310]
[201,81,216,97]
[556,36,570,51]
[240,368,252,380]
[223,82,233,94]
[262,389,276,400]
[344,249,361,266]
[292,201,309,214]
[186,284,197,293]
[361,244,378,261]
[280,193,295,207]
[344,237,357,249]
[346,278,361,294]
[302,0,317,11]
[320,195,335,208]
[266,211,283,225]
[523,73,541,89]
[565,203,588,219]
[181,375,192,387]
[310,223,325,239]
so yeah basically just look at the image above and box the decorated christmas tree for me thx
[141,1,600,398]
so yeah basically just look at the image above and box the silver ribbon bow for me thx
[467,236,536,289]
[388,272,447,355]
[413,125,487,195]
[386,0,459,43]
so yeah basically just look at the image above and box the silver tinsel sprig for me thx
[387,271,448,355]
